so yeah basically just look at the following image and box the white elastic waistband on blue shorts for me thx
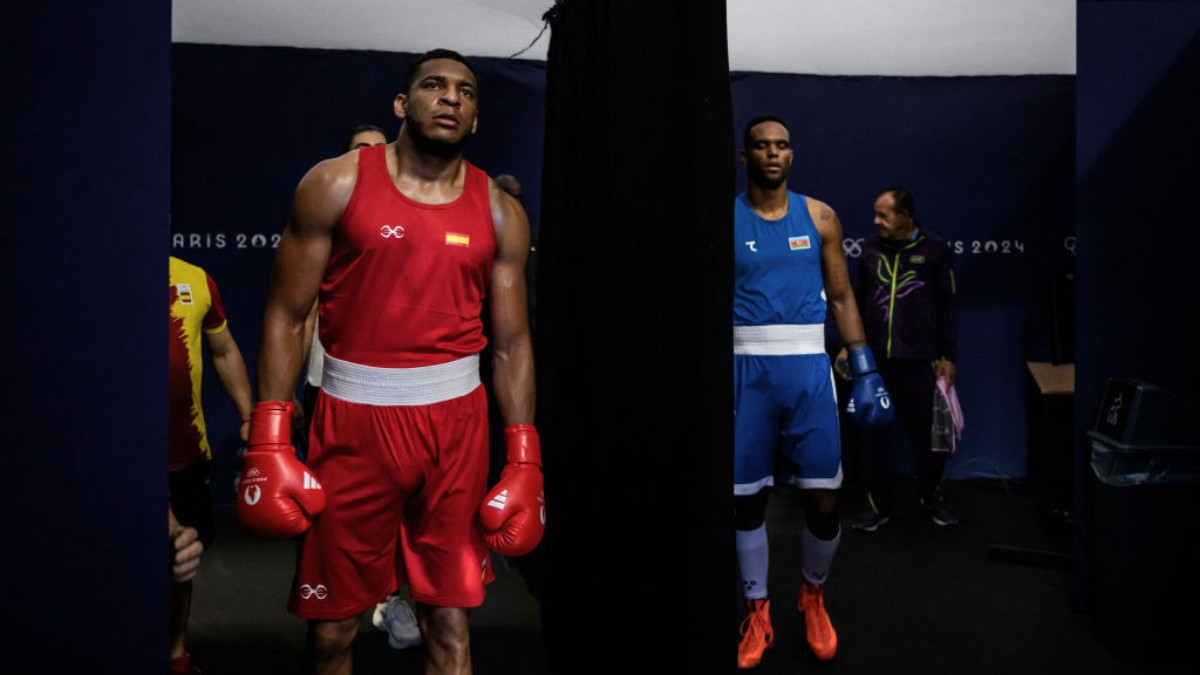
[321,353,480,406]
[733,324,825,356]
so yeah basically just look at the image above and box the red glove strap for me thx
[503,424,541,466]
[249,401,295,447]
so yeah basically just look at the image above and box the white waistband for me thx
[733,324,825,355]
[321,353,480,406]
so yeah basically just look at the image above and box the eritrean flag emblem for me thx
[445,232,470,247]
[789,235,811,251]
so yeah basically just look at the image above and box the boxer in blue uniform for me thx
[734,115,891,669]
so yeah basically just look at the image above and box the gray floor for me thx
[187,507,546,674]
[749,478,1191,675]
[185,477,1190,674]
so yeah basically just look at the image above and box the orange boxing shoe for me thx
[798,582,838,661]
[168,651,201,675]
[737,598,774,669]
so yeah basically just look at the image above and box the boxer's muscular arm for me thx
[298,300,319,375]
[480,182,543,557]
[811,198,866,350]
[258,156,356,402]
[488,181,535,426]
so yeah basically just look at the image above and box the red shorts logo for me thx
[299,584,328,600]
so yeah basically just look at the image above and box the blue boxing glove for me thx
[844,346,894,428]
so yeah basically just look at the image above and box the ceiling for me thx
[172,0,1076,76]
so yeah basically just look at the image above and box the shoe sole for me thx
[737,644,773,669]
[737,636,773,668]
[852,515,890,532]
[388,635,423,650]
[798,593,838,661]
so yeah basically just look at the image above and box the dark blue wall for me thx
[0,2,170,671]
[1074,0,1200,607]
[175,45,1074,501]
[732,72,1075,482]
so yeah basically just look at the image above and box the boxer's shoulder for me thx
[292,154,360,219]
[301,153,359,193]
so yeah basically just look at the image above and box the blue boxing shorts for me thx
[734,324,844,495]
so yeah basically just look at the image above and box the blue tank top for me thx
[733,191,827,326]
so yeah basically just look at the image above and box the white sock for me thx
[736,525,769,600]
[801,524,840,586]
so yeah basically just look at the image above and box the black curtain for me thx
[0,1,170,671]
[535,1,735,671]
[1075,1,1200,646]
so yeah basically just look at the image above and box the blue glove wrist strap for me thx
[849,346,878,376]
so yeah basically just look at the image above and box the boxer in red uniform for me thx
[239,49,541,675]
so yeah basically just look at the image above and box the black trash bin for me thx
[1087,378,1200,665]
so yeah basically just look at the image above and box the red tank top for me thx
[319,145,495,367]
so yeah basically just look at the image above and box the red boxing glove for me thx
[236,401,326,539]
[479,424,546,556]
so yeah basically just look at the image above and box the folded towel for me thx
[931,376,964,453]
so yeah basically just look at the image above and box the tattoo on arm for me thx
[821,208,833,221]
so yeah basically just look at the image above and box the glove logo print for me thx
[299,584,328,600]
[880,396,891,409]
[486,489,509,511]
[246,468,261,478]
[538,491,546,525]
[304,472,322,490]
[243,484,262,506]
[380,224,406,239]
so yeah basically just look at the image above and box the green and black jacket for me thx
[854,226,957,363]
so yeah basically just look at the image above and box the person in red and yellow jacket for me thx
[168,255,253,674]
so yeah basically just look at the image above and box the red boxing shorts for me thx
[289,354,494,620]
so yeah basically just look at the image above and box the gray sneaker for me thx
[373,595,423,649]
[851,497,891,532]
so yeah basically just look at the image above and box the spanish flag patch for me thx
[176,283,194,305]
[445,232,470,247]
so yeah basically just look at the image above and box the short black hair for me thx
[402,48,479,97]
[743,114,789,149]
[878,186,915,217]
[345,123,385,151]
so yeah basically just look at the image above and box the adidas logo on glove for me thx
[486,489,510,510]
